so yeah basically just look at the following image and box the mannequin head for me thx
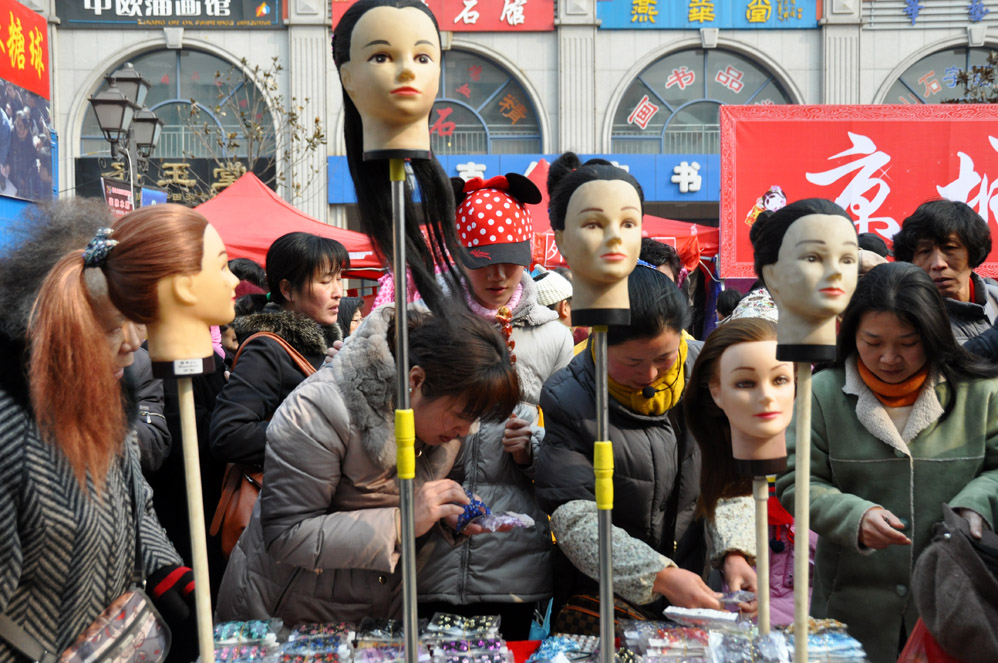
[103,204,238,361]
[332,0,461,317]
[548,152,643,317]
[750,198,858,350]
[335,1,440,153]
[686,318,792,516]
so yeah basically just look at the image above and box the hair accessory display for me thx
[82,227,118,268]
[495,306,516,365]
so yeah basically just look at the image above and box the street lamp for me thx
[88,62,159,206]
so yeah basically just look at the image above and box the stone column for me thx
[557,0,597,152]
[286,0,330,221]
[822,0,862,104]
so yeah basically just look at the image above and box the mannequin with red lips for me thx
[547,153,643,326]
[750,199,859,362]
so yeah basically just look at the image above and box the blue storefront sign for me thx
[595,0,817,30]
[328,154,721,204]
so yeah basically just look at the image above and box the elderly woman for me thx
[776,262,998,663]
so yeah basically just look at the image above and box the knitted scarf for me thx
[857,359,929,407]
[463,282,524,320]
[604,334,688,416]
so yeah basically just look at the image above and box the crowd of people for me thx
[0,175,996,663]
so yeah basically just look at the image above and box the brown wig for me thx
[28,204,210,490]
[390,309,521,423]
[684,317,778,519]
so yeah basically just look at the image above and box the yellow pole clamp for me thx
[396,409,415,480]
[594,441,614,511]
[389,159,405,183]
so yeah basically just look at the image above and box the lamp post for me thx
[88,63,161,207]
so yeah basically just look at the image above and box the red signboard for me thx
[720,105,998,278]
[0,0,48,99]
[332,0,554,32]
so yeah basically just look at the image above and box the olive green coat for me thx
[776,358,998,663]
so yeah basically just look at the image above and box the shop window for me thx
[430,49,542,155]
[80,50,274,160]
[611,48,792,155]
[882,47,995,105]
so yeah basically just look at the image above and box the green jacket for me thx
[776,358,998,663]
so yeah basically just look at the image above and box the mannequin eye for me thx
[368,53,390,63]
[734,380,755,388]
[416,54,433,64]
[773,375,791,385]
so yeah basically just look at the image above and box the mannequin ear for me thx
[554,229,564,252]
[340,64,355,96]
[708,379,722,406]
[171,274,198,307]
[761,264,778,298]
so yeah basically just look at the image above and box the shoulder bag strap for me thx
[232,331,317,378]
[0,615,58,663]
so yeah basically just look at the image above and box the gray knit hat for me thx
[533,268,573,307]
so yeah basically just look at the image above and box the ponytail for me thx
[29,252,125,491]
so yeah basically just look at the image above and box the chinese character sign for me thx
[0,0,47,99]
[597,0,816,28]
[720,105,998,278]
[56,0,279,28]
[332,0,554,31]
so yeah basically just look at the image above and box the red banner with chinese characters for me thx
[332,0,554,32]
[0,0,48,99]
[720,105,998,278]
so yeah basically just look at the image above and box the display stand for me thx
[591,326,614,663]
[384,157,420,663]
[791,364,812,663]
[152,358,216,663]
[752,478,770,635]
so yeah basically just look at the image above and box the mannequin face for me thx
[409,366,476,444]
[555,179,642,286]
[855,311,927,384]
[762,213,858,321]
[464,263,524,310]
[709,340,794,444]
[607,327,681,389]
[340,6,440,134]
[188,224,240,326]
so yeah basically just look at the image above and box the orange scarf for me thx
[857,360,929,407]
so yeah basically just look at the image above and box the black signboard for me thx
[76,156,275,206]
[55,0,282,28]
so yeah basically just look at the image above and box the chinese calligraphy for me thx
[211,161,246,193]
[665,66,696,90]
[455,83,472,99]
[6,12,23,70]
[627,95,660,130]
[499,93,527,125]
[671,161,702,194]
[715,65,744,93]
[688,0,714,23]
[157,162,197,188]
[937,136,998,227]
[429,107,457,137]
[468,65,483,82]
[969,0,990,22]
[28,26,42,78]
[631,0,657,23]
[500,0,526,26]
[805,131,898,237]
[84,0,112,15]
[777,0,802,20]
[746,0,771,22]
[902,0,922,25]
[918,71,941,97]
[456,162,487,180]
[454,0,480,24]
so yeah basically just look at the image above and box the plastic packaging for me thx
[214,619,284,645]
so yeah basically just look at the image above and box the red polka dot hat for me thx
[452,173,542,269]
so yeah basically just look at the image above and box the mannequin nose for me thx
[397,64,415,82]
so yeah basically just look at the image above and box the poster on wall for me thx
[0,0,52,202]
[101,177,135,216]
[719,104,998,278]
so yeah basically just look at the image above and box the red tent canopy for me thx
[523,159,719,271]
[196,172,384,280]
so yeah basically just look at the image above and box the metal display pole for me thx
[389,158,419,663]
[592,326,614,663]
[793,365,812,663]
[753,477,771,635]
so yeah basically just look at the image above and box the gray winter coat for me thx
[945,271,998,345]
[416,274,573,605]
[215,306,461,625]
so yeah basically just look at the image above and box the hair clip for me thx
[82,227,118,269]
[635,259,656,270]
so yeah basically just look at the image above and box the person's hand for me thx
[954,507,990,540]
[324,340,344,365]
[502,415,532,465]
[653,566,722,610]
[722,552,758,616]
[859,507,911,549]
[414,479,469,537]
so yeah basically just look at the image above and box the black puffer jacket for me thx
[535,341,703,607]
[209,307,340,466]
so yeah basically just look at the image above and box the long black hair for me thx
[836,262,998,418]
[607,265,689,346]
[546,151,645,232]
[332,0,462,316]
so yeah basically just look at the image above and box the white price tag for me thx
[173,358,203,375]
